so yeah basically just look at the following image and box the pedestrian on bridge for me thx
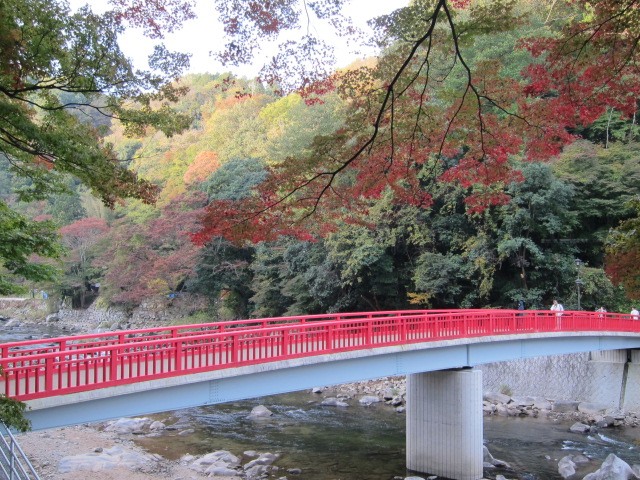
[551,299,564,328]
[631,307,639,320]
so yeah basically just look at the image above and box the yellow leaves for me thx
[407,291,433,306]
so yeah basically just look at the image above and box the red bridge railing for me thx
[0,309,638,401]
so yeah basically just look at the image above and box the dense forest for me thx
[3,0,640,319]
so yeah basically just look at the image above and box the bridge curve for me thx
[2,309,639,430]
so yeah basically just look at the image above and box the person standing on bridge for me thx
[551,299,564,328]
[631,307,639,320]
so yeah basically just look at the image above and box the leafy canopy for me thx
[0,0,193,291]
[196,0,640,245]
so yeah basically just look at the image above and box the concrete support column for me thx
[406,369,483,480]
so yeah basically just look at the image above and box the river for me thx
[132,390,640,480]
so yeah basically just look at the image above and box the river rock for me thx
[569,422,591,433]
[248,405,273,418]
[149,421,165,431]
[58,445,154,473]
[579,402,609,415]
[583,454,640,480]
[244,452,278,469]
[321,397,349,407]
[533,398,553,410]
[206,466,241,476]
[359,395,381,405]
[104,417,151,434]
[45,313,60,323]
[188,450,241,474]
[553,400,580,413]
[495,404,509,416]
[483,446,511,469]
[511,396,536,407]
[558,455,576,478]
[484,392,511,404]
[312,387,323,394]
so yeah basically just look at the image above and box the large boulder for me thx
[104,417,151,434]
[583,454,640,480]
[58,446,154,473]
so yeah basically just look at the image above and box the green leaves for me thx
[0,201,62,294]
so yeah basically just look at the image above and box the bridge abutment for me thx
[407,368,483,480]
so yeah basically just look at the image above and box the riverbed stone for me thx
[553,400,580,412]
[531,397,553,410]
[205,465,241,476]
[58,446,154,473]
[579,402,609,415]
[359,395,381,405]
[149,421,165,431]
[558,455,576,478]
[244,453,278,469]
[189,450,241,474]
[511,396,536,407]
[495,404,509,416]
[483,392,511,404]
[570,422,591,433]
[104,417,151,434]
[320,397,349,407]
[248,405,273,418]
[583,454,640,480]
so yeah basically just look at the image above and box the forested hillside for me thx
[3,0,640,319]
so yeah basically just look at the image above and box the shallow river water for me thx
[134,390,640,480]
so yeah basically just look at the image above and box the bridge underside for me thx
[25,332,640,430]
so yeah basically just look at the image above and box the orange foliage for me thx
[183,151,221,185]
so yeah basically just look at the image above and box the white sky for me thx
[71,0,408,76]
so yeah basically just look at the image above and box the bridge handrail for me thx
[0,309,450,358]
[1,309,638,401]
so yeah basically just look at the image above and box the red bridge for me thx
[1,308,637,402]
[5,308,640,480]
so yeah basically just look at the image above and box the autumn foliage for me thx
[193,0,640,245]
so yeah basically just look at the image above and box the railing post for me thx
[109,347,118,382]
[45,356,53,393]
[174,338,183,371]
[231,334,238,363]
[282,328,289,357]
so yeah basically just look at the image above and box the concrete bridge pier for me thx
[406,368,483,480]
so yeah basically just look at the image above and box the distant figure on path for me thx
[631,307,639,320]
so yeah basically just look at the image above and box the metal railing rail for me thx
[1,309,638,402]
[0,422,40,480]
